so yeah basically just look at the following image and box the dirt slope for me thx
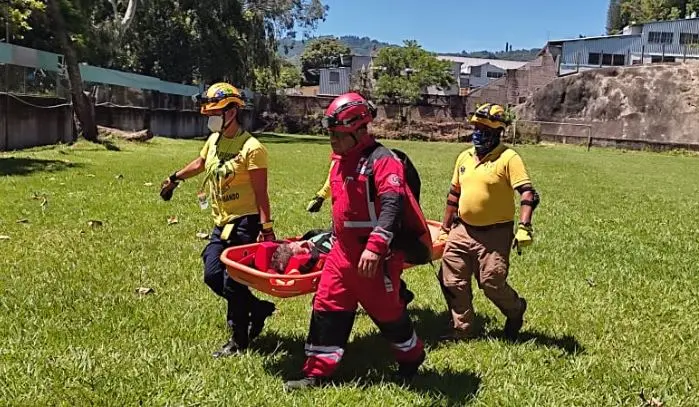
[516,62,699,145]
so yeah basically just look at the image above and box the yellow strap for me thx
[221,223,234,241]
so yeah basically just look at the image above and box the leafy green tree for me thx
[1,0,45,40]
[373,40,455,105]
[300,36,350,84]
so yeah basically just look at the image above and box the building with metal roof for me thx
[544,16,699,75]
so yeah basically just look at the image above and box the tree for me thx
[373,40,455,106]
[46,0,99,142]
[2,0,45,41]
[606,0,623,34]
[254,60,302,94]
[300,36,350,84]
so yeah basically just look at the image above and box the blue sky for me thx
[313,0,610,53]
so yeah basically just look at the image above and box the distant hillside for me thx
[278,36,541,64]
[440,48,541,62]
[278,35,392,64]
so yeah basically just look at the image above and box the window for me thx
[680,33,699,45]
[589,52,626,66]
[648,31,673,44]
[651,56,676,63]
[329,71,340,83]
[486,71,504,79]
[471,66,482,77]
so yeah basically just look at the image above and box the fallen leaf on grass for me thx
[167,216,178,225]
[196,232,209,239]
[144,182,154,187]
[16,219,29,224]
[40,197,48,212]
[585,277,596,287]
[135,287,154,295]
[115,174,124,180]
[0,235,10,240]
[640,389,664,407]
[86,174,96,178]
[87,220,104,228]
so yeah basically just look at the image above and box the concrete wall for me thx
[517,114,699,151]
[1,93,74,151]
[94,105,208,138]
[282,94,467,121]
[1,95,211,151]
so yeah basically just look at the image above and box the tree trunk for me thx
[46,0,99,142]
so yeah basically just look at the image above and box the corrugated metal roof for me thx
[550,33,640,43]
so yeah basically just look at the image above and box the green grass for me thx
[1,135,698,406]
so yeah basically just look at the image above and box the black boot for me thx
[396,349,426,381]
[504,298,527,341]
[212,330,248,359]
[283,376,322,391]
[249,300,276,341]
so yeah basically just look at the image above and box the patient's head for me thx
[270,241,311,274]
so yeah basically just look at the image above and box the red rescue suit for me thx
[302,134,425,378]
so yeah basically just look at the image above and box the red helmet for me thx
[321,92,377,133]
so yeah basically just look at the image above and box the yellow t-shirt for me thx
[199,131,268,226]
[451,144,530,227]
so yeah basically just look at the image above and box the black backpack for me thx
[365,144,422,203]
[365,144,431,265]
[388,149,421,204]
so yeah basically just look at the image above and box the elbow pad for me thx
[519,186,540,210]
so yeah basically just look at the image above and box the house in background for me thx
[436,56,529,92]
[319,67,351,96]
[545,15,699,75]
[318,55,463,96]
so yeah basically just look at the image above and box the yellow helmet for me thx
[197,82,246,116]
[469,103,510,129]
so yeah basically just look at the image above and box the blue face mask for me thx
[472,128,500,155]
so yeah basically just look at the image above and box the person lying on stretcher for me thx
[266,229,415,308]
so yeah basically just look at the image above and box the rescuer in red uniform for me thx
[283,92,432,391]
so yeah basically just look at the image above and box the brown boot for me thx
[504,298,527,340]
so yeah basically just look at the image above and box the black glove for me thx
[160,173,180,201]
[306,196,324,213]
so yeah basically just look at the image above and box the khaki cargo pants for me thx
[439,220,525,334]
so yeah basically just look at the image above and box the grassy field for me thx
[1,135,698,406]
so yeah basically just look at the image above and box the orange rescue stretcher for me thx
[220,220,446,299]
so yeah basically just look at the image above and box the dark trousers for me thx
[201,214,262,331]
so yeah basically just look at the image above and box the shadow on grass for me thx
[254,331,481,405]
[409,307,585,356]
[100,139,122,151]
[0,157,83,176]
[255,133,328,145]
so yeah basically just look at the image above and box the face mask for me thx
[472,128,500,155]
[207,115,223,133]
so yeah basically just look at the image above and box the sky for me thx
[312,0,610,53]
